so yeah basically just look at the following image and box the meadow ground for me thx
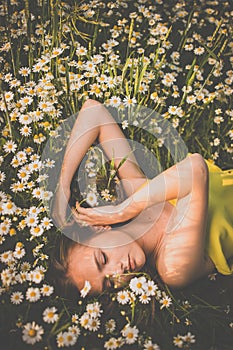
[0,1,233,349]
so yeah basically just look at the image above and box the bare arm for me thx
[76,153,208,225]
[52,99,146,229]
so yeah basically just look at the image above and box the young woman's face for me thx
[67,230,146,295]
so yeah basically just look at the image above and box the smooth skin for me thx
[53,99,215,294]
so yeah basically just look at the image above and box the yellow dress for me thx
[204,159,233,275]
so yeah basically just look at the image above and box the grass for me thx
[0,0,233,349]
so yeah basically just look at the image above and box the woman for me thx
[52,99,233,296]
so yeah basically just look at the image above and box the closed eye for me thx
[101,251,107,265]
[94,250,107,271]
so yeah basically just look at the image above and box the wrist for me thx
[118,198,142,221]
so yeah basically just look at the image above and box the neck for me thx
[120,203,169,257]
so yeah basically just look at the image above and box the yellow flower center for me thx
[28,329,36,337]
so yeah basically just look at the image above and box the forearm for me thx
[122,153,207,216]
[74,154,208,226]
[59,103,102,189]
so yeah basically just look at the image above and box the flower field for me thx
[0,0,233,349]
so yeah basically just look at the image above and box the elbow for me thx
[190,153,208,182]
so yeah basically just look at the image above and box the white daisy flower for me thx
[0,171,6,184]
[10,291,24,305]
[3,140,17,153]
[86,301,102,318]
[19,96,33,107]
[11,157,21,168]
[51,47,64,58]
[0,250,14,264]
[117,290,130,305]
[122,120,129,129]
[30,225,44,237]
[43,306,59,324]
[13,247,26,259]
[2,201,17,215]
[19,114,32,125]
[43,158,55,168]
[32,187,44,199]
[0,222,10,236]
[20,125,32,136]
[162,73,176,87]
[29,205,41,215]
[22,321,44,345]
[40,284,54,296]
[105,319,116,334]
[17,168,30,182]
[182,332,196,344]
[76,46,87,56]
[19,67,31,76]
[71,314,79,324]
[194,46,204,55]
[63,331,78,346]
[16,151,27,163]
[144,339,160,350]
[31,269,44,284]
[168,105,178,115]
[144,280,158,296]
[4,91,14,102]
[20,261,31,271]
[80,280,91,298]
[88,318,100,332]
[129,276,147,295]
[173,334,184,348]
[139,293,151,304]
[25,214,38,227]
[186,95,196,104]
[104,337,118,350]
[109,96,121,107]
[41,217,53,230]
[160,295,172,309]
[121,324,139,344]
[1,267,17,287]
[56,332,65,348]
[68,324,80,337]
[86,192,98,207]
[26,287,41,302]
[123,96,137,107]
[80,312,90,329]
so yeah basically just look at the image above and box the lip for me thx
[128,254,135,272]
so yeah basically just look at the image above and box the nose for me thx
[106,261,124,276]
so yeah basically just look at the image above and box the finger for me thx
[76,206,91,215]
[73,207,95,222]
[91,226,112,233]
[71,208,93,225]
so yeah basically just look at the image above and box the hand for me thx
[52,183,74,229]
[72,202,126,226]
